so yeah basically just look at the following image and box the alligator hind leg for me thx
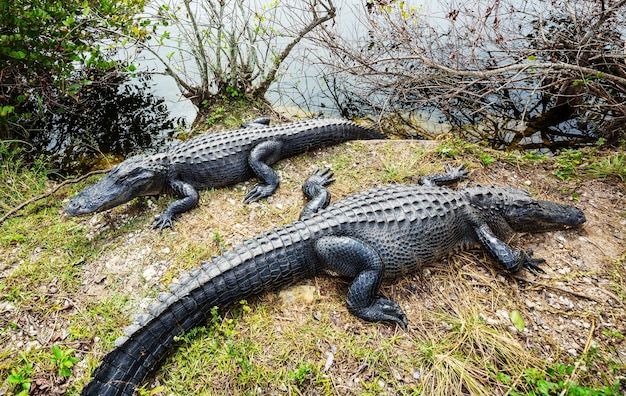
[315,236,408,329]
[244,140,284,204]
[299,168,335,219]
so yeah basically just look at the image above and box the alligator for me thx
[64,118,386,230]
[81,166,586,395]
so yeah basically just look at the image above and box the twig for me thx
[0,169,108,226]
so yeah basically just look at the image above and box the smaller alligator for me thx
[81,166,586,396]
[65,118,386,230]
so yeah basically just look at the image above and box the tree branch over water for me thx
[139,0,335,109]
[314,0,626,148]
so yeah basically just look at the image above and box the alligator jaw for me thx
[504,199,586,232]
[65,180,140,215]
[65,156,167,216]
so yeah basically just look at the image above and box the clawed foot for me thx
[302,168,335,198]
[307,168,335,187]
[153,213,178,232]
[243,183,277,204]
[419,164,469,186]
[350,295,409,330]
[522,249,546,275]
[444,164,469,180]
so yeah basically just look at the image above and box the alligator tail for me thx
[347,121,388,140]
[82,223,320,396]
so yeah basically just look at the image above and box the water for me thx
[26,73,193,174]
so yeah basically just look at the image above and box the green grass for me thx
[586,152,626,182]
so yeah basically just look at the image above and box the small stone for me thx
[143,267,157,281]
[279,285,317,304]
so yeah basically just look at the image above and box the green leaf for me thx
[9,50,26,59]
[527,55,537,61]
[510,310,525,331]
[52,344,63,359]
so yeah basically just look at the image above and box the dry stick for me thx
[0,169,108,226]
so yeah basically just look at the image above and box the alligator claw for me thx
[153,213,178,232]
[243,184,276,204]
[445,164,470,180]
[419,164,469,186]
[351,296,409,330]
[302,168,335,198]
[307,168,335,187]
[522,249,546,275]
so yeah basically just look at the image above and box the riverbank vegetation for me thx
[314,0,626,149]
[0,0,146,138]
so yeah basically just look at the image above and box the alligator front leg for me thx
[473,223,546,274]
[315,236,409,329]
[419,164,469,187]
[243,140,284,203]
[153,180,199,231]
[299,168,335,219]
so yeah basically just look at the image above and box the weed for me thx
[507,364,621,396]
[601,329,624,339]
[289,362,314,385]
[480,152,496,166]
[553,149,587,181]
[503,150,550,165]
[51,345,80,377]
[586,153,626,182]
[4,363,32,396]
[204,106,225,126]
[435,138,468,159]
[0,141,49,210]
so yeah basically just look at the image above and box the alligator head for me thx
[466,186,586,233]
[65,155,168,216]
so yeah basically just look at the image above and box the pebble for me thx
[143,267,157,281]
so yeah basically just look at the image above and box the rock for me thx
[278,284,317,304]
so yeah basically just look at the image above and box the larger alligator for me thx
[65,118,386,230]
[81,166,586,395]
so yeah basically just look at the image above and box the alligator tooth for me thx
[114,336,128,348]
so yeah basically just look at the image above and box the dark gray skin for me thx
[64,118,386,230]
[81,166,586,396]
